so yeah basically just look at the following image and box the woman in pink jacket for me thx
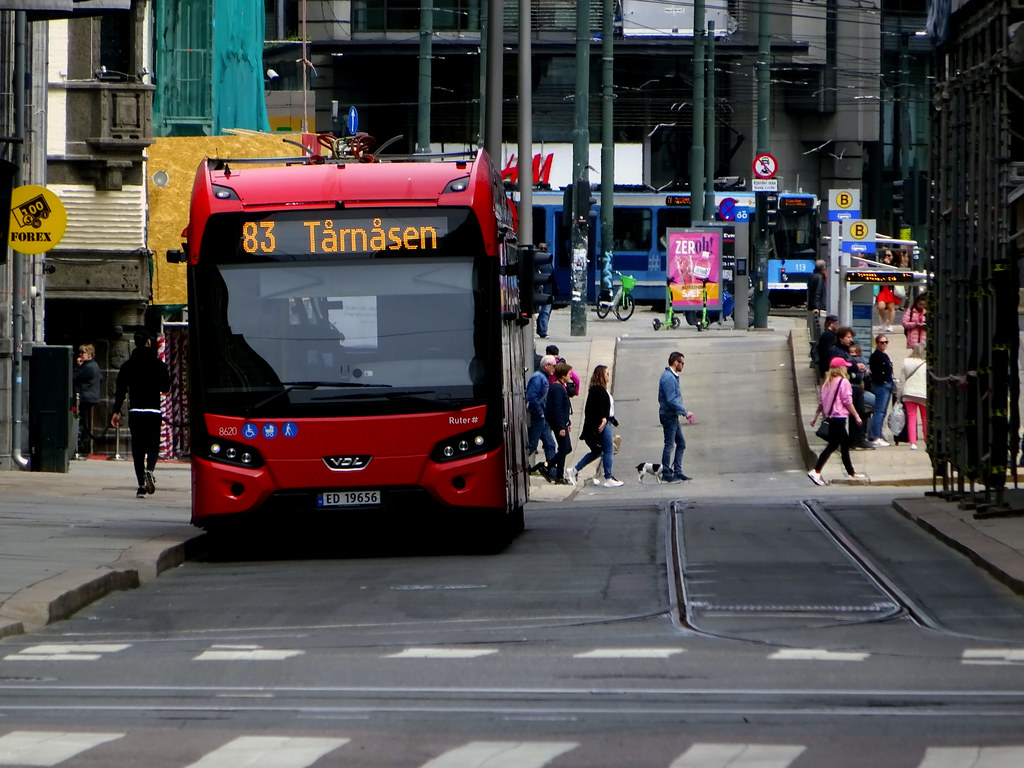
[808,357,865,485]
[902,293,927,349]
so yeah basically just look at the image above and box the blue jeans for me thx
[868,381,892,440]
[528,412,556,463]
[536,303,552,337]
[660,414,685,476]
[573,425,615,479]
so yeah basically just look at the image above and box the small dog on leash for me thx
[636,463,663,483]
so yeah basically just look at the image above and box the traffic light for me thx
[892,179,905,223]
[561,184,573,227]
[574,183,597,225]
[765,191,778,232]
[893,177,918,225]
[0,159,15,265]
[518,244,554,318]
[911,172,929,225]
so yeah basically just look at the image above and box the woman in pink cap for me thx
[807,357,865,485]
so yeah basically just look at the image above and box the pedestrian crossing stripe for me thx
[0,731,123,766]
[918,746,1024,767]
[574,648,683,659]
[962,649,1024,665]
[1,733,1024,767]
[668,743,806,768]
[385,648,499,659]
[3,643,129,661]
[182,736,348,768]
[769,648,869,661]
[194,644,304,661]
[419,741,578,768]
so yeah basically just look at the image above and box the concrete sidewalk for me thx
[0,458,196,638]
[1,306,1023,643]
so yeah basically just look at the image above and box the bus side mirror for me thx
[167,246,187,264]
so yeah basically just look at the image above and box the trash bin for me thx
[29,345,74,473]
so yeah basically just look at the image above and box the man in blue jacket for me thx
[527,354,557,477]
[657,350,695,483]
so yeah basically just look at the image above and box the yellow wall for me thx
[146,134,305,306]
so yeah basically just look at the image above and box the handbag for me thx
[887,400,906,435]
[814,382,842,441]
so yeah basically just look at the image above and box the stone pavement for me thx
[1,306,1023,642]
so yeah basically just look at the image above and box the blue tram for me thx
[531,189,819,307]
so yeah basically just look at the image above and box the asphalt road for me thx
[1,328,1024,767]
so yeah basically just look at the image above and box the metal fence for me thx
[929,0,1024,508]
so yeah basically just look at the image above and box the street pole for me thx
[703,20,716,222]
[517,0,532,246]
[752,0,771,328]
[570,0,590,337]
[690,0,706,223]
[600,0,614,300]
[484,0,502,160]
[417,5,432,154]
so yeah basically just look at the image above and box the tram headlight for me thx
[430,429,492,463]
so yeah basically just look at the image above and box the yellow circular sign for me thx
[835,191,853,209]
[9,185,67,254]
[849,221,869,240]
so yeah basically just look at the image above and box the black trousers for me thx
[77,401,96,455]
[128,411,161,486]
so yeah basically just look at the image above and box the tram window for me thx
[613,208,652,250]
[657,209,691,250]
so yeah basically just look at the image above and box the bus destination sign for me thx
[240,215,449,256]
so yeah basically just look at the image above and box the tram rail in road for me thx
[668,499,943,639]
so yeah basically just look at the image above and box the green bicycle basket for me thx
[620,274,637,293]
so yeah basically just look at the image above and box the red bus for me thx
[176,143,530,545]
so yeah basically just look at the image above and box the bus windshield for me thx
[192,210,494,416]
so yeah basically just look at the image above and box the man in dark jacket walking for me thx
[111,331,170,498]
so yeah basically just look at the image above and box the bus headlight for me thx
[430,429,491,463]
[203,435,264,469]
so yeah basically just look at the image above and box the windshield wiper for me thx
[245,380,390,415]
[312,389,467,410]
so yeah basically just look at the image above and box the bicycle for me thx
[595,271,636,321]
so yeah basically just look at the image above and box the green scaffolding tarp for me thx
[154,0,270,136]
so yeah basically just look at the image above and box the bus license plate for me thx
[318,490,380,508]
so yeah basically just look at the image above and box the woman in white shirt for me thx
[902,342,927,450]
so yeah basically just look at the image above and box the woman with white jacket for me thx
[902,342,927,450]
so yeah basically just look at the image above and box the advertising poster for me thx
[665,229,722,309]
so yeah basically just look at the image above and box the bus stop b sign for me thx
[8,185,67,255]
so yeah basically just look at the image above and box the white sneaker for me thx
[909,443,918,450]
[591,478,601,486]
[603,477,624,487]
[849,473,867,479]
[807,469,826,486]
[565,467,578,486]
[873,438,891,447]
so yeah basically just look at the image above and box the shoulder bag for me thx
[815,383,842,441]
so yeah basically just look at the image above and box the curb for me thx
[0,531,201,638]
[893,497,1024,597]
